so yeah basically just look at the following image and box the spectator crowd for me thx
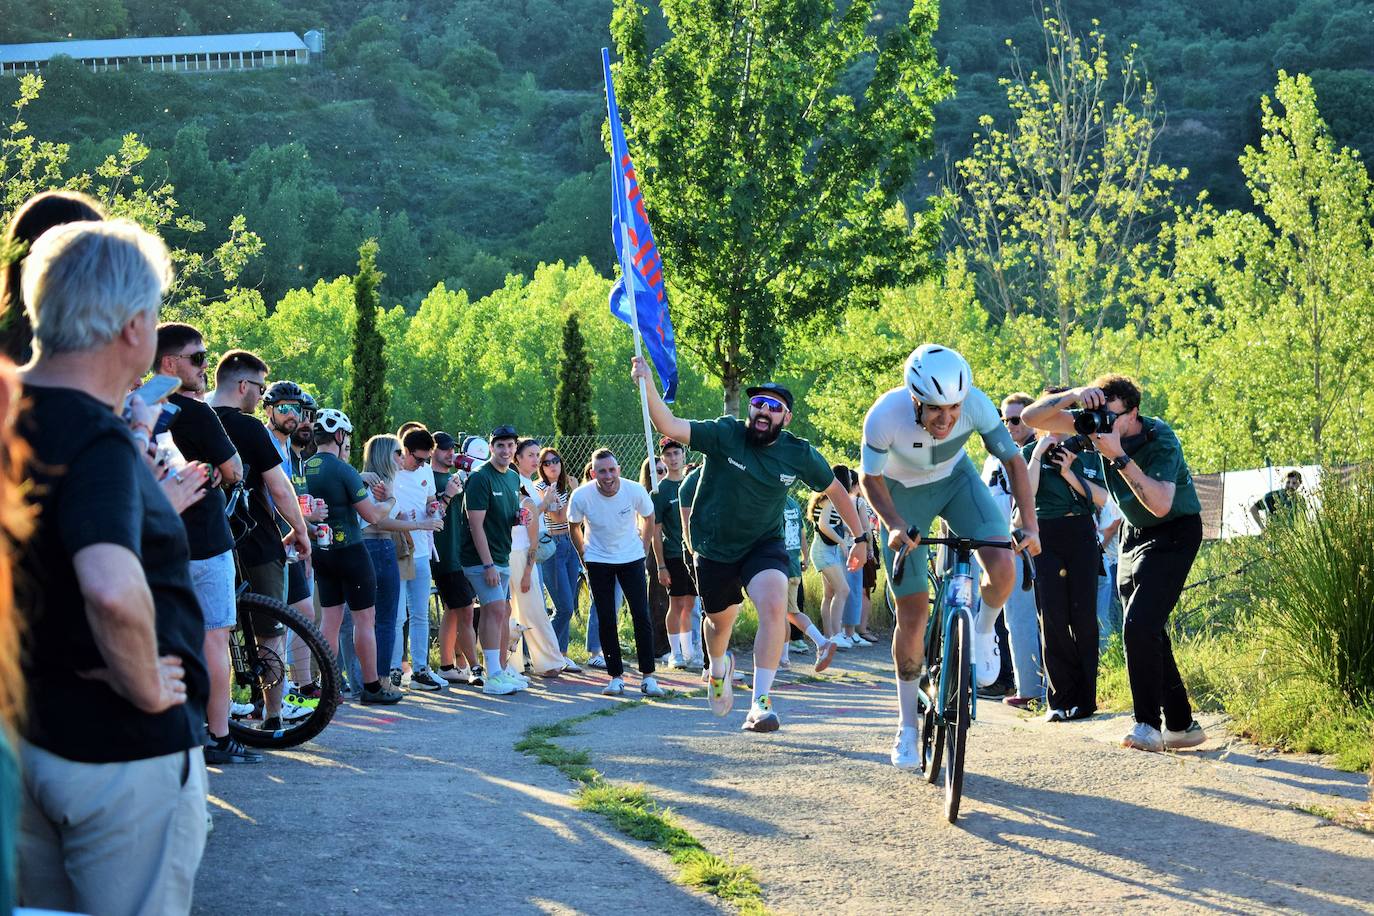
[0,191,1205,913]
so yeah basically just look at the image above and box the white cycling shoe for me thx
[891,726,920,770]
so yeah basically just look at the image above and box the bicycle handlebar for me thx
[892,526,1035,592]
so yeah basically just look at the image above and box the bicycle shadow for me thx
[960,774,1374,914]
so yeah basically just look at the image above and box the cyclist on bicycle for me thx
[859,345,1040,770]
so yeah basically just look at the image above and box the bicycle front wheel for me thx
[920,594,945,784]
[228,592,340,749]
[943,610,971,823]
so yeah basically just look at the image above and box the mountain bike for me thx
[223,483,340,749]
[893,529,1029,822]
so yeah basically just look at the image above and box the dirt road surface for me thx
[195,644,1373,914]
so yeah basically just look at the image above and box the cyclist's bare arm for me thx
[859,471,918,552]
[630,356,691,445]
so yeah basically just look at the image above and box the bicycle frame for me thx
[931,550,979,723]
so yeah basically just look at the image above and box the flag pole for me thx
[605,48,660,494]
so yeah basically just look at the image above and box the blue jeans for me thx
[586,581,623,656]
[842,562,864,627]
[540,534,581,653]
[393,560,434,672]
[1005,574,1044,698]
[340,539,400,690]
[1097,560,1120,653]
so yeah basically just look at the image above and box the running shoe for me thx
[1045,707,1069,722]
[503,665,532,688]
[283,689,318,710]
[788,639,810,654]
[813,639,838,673]
[1003,694,1040,710]
[1068,706,1097,721]
[708,653,735,717]
[260,715,283,732]
[849,632,874,647]
[561,656,582,673]
[229,701,256,718]
[440,666,471,684]
[603,677,625,696]
[389,668,403,689]
[1123,722,1164,752]
[587,654,607,669]
[831,633,853,649]
[481,672,519,696]
[891,726,919,770]
[205,736,263,765]
[1162,720,1206,750]
[779,657,791,670]
[641,676,665,697]
[670,653,688,669]
[409,670,447,692]
[655,653,672,668]
[361,683,403,705]
[977,680,1013,700]
[281,701,312,722]
[741,695,779,732]
[468,665,485,688]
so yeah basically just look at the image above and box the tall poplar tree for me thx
[555,313,597,438]
[345,239,388,459]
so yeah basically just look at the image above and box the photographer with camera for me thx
[1024,387,1108,722]
[1023,375,1206,753]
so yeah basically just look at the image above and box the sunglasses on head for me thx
[1003,416,1023,426]
[749,395,786,414]
[175,350,208,367]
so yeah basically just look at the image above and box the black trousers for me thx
[1034,514,1100,712]
[1119,514,1202,731]
[646,553,671,658]
[586,559,656,679]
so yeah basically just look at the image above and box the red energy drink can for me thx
[315,523,332,548]
[298,494,312,516]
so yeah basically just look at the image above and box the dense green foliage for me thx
[344,239,388,449]
[555,313,597,438]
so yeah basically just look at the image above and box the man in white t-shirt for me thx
[568,447,665,698]
[1096,497,1123,653]
[393,427,446,691]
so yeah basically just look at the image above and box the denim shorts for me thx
[808,537,845,571]
[462,564,512,606]
[189,550,236,631]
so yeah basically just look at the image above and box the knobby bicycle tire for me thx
[920,583,946,784]
[228,592,340,749]
[944,611,971,823]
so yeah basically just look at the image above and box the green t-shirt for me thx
[457,461,522,568]
[1103,417,1202,529]
[651,477,686,559]
[1023,440,1104,520]
[686,417,836,563]
[783,495,804,578]
[303,452,368,548]
[680,468,701,558]
[431,470,463,573]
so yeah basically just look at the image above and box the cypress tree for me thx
[345,239,388,462]
[555,313,596,438]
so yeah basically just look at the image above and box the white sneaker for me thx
[1122,721,1164,752]
[440,666,471,684]
[561,656,582,673]
[482,672,519,696]
[603,677,625,696]
[813,639,837,673]
[974,630,1001,688]
[832,633,853,649]
[1162,721,1206,750]
[670,653,688,669]
[587,654,607,669]
[655,653,672,667]
[641,676,665,697]
[891,726,919,770]
[410,668,448,691]
[281,701,312,722]
[503,665,531,687]
[687,653,705,670]
[230,701,255,718]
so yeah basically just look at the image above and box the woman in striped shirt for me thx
[535,446,582,671]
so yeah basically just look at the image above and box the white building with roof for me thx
[0,32,312,77]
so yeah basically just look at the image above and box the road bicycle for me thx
[893,528,1030,822]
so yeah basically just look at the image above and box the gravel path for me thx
[196,642,1373,914]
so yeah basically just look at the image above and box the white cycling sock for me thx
[669,632,685,657]
[804,623,826,647]
[483,649,502,674]
[753,667,776,703]
[896,675,922,730]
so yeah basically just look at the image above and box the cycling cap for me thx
[315,408,353,435]
[905,344,972,406]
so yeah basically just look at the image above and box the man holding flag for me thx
[630,359,867,731]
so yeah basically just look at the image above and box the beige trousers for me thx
[510,547,566,674]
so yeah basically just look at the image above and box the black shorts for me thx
[286,559,311,605]
[313,542,377,611]
[665,555,697,597]
[432,565,476,609]
[241,558,286,637]
[694,538,789,615]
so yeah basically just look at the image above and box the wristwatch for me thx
[482,563,496,570]
[1110,454,1133,471]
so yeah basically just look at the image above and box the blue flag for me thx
[603,48,678,402]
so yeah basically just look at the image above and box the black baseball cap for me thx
[659,436,685,451]
[746,383,794,412]
[490,424,518,442]
[433,431,456,450]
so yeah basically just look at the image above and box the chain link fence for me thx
[525,433,696,483]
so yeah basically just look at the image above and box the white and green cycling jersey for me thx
[860,386,1019,487]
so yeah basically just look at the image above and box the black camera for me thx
[1043,434,1093,466]
[1070,407,1117,436]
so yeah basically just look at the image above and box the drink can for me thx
[315,523,332,548]
[298,494,312,516]
[427,500,443,518]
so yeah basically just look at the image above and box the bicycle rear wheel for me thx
[228,592,340,749]
[943,610,971,823]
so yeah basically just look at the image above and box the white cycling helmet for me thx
[461,436,490,462]
[315,408,353,435]
[904,344,972,406]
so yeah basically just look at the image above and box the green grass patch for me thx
[516,703,768,914]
